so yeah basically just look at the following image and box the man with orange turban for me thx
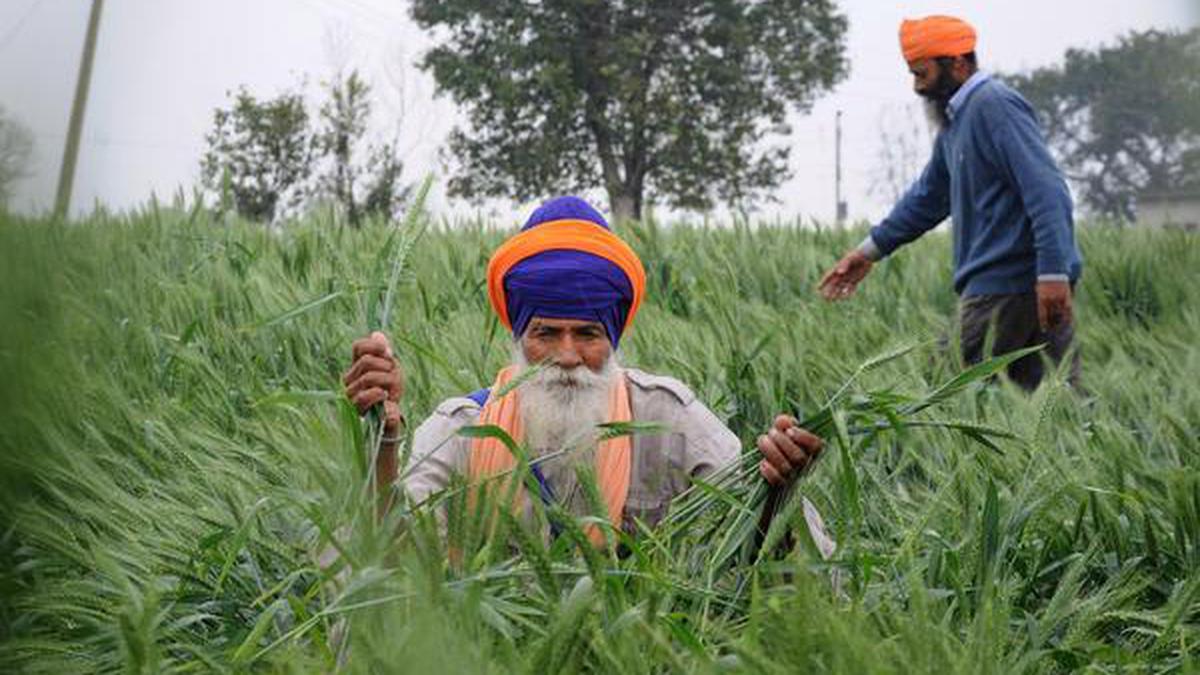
[819,15,1083,391]
[344,196,827,547]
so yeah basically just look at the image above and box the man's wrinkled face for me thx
[520,317,612,375]
[517,317,616,454]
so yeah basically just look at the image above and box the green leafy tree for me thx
[1007,29,1200,220]
[0,106,33,209]
[201,73,409,225]
[411,0,848,221]
[200,88,314,222]
[313,71,410,227]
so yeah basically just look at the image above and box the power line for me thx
[0,0,44,53]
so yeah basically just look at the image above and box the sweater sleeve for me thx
[868,138,951,257]
[984,94,1075,276]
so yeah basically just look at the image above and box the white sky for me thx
[0,0,1195,225]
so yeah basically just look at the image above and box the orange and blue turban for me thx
[486,196,646,348]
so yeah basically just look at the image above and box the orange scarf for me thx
[468,365,632,547]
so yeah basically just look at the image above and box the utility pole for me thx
[54,0,105,220]
[835,109,847,225]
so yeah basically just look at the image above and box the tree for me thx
[0,106,34,209]
[1007,29,1200,220]
[201,88,314,222]
[200,73,409,226]
[411,0,848,221]
[312,71,409,227]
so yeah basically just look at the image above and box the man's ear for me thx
[953,55,973,81]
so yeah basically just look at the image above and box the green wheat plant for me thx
[0,200,1197,673]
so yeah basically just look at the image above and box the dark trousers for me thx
[959,292,1081,391]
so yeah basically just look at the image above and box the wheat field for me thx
[0,201,1197,673]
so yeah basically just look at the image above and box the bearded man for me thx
[343,196,825,544]
[819,16,1083,391]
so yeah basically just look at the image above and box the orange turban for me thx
[899,16,976,64]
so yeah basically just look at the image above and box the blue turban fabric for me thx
[504,196,634,347]
[520,195,610,231]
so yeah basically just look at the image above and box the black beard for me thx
[919,68,962,130]
[924,97,950,130]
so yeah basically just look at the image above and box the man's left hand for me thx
[757,415,824,487]
[1036,280,1073,331]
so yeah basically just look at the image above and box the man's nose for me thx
[553,335,583,369]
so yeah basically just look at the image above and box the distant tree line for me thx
[200,11,1196,226]
[0,105,33,210]
[1007,27,1200,221]
[201,70,408,226]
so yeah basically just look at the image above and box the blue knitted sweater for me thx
[869,74,1083,296]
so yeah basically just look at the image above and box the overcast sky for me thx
[0,0,1195,225]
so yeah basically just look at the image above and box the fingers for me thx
[759,415,825,485]
[345,333,404,413]
[757,429,810,479]
[345,370,401,402]
[819,267,859,301]
[820,276,856,301]
[770,427,815,469]
[760,459,785,487]
[820,250,875,300]
[351,387,389,414]
[352,332,392,361]
[757,432,794,479]
[777,414,822,448]
[342,354,394,386]
[818,267,842,299]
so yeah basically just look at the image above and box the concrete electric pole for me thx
[835,109,847,225]
[54,0,105,219]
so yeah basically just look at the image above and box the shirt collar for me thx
[947,70,990,122]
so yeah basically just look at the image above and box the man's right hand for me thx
[818,249,874,301]
[343,331,405,437]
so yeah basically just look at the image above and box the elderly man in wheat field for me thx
[343,195,832,552]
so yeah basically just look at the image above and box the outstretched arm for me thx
[820,142,951,301]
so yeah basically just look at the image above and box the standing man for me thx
[819,16,1082,390]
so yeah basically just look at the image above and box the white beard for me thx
[513,345,619,506]
[515,345,618,455]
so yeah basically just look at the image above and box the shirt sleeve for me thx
[674,398,741,479]
[402,401,475,505]
[984,94,1075,277]
[868,138,952,257]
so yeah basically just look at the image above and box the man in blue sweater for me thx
[819,15,1082,391]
